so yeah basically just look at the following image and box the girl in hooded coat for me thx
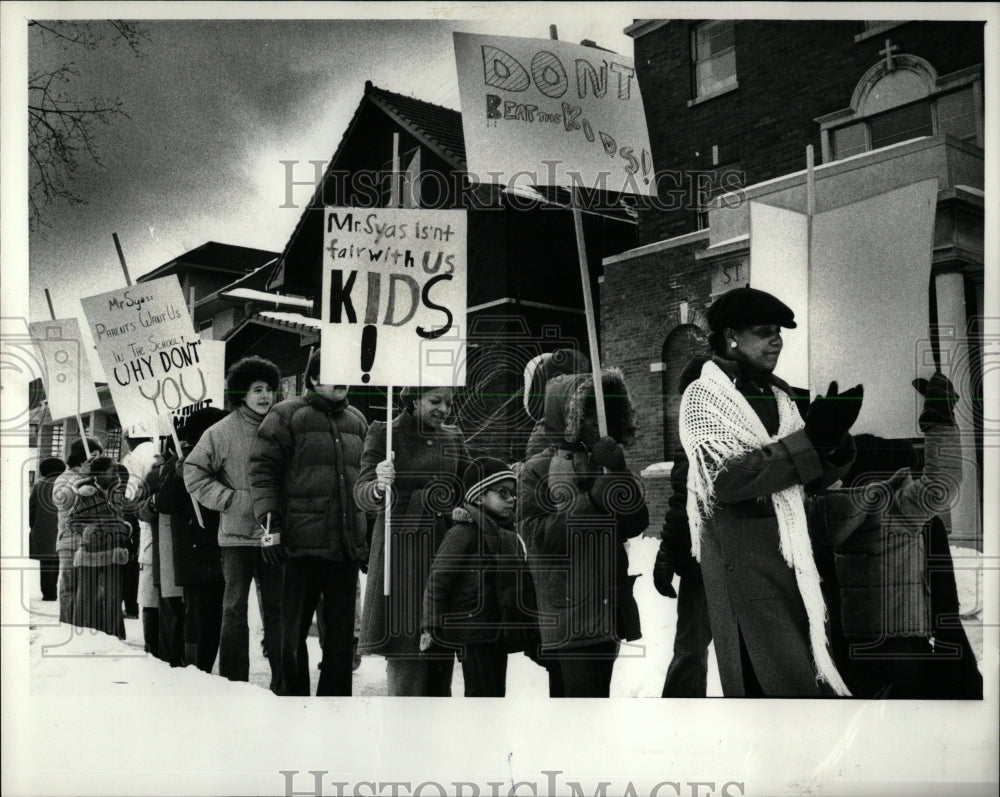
[519,368,649,697]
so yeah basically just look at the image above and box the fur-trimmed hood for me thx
[523,348,591,423]
[541,368,637,448]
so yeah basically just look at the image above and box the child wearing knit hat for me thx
[420,457,539,696]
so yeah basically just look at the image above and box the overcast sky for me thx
[24,9,635,327]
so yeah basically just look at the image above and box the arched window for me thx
[817,48,982,162]
[661,324,709,461]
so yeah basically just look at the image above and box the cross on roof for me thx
[880,38,900,71]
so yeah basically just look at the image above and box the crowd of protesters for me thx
[31,286,983,699]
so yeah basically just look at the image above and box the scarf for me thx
[680,359,850,696]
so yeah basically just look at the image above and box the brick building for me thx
[602,20,985,537]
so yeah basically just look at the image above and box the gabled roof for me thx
[366,82,466,169]
[140,241,279,283]
[267,82,465,293]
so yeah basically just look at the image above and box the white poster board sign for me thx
[749,201,810,390]
[809,178,938,438]
[80,276,211,430]
[28,317,102,421]
[321,208,467,386]
[125,339,226,438]
[453,32,655,196]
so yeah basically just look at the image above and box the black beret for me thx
[706,286,797,332]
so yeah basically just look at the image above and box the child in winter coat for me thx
[185,355,283,688]
[156,408,227,672]
[421,457,539,697]
[68,456,131,639]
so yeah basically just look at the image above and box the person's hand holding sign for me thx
[374,452,395,499]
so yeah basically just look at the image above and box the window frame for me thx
[689,20,739,104]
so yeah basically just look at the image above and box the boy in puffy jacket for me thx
[421,457,539,697]
[249,358,369,696]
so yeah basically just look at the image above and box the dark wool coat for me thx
[29,477,60,561]
[519,370,649,653]
[422,504,538,651]
[686,357,854,697]
[356,411,470,657]
[249,392,369,562]
[155,464,223,586]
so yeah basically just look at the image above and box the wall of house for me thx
[601,233,711,527]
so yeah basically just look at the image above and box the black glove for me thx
[359,558,369,575]
[804,381,864,453]
[260,527,287,565]
[261,542,287,566]
[913,371,959,431]
[589,436,627,472]
[653,544,677,598]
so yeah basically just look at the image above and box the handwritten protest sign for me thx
[124,339,227,438]
[28,317,102,421]
[453,32,655,196]
[80,277,213,430]
[320,208,467,386]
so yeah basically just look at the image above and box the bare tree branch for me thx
[28,20,149,232]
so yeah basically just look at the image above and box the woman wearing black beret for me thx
[679,286,863,696]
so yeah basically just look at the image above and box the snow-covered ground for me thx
[25,537,982,698]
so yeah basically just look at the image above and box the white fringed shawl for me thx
[679,359,850,696]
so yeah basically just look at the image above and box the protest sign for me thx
[320,207,467,386]
[748,201,810,389]
[453,32,655,196]
[809,178,938,438]
[750,178,937,438]
[80,277,213,430]
[28,317,102,421]
[124,339,227,438]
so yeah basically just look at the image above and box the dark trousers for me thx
[142,607,160,658]
[385,655,456,696]
[460,642,508,697]
[122,558,140,615]
[183,581,225,673]
[38,556,59,601]
[662,567,712,697]
[57,550,76,623]
[281,557,358,696]
[220,546,282,687]
[159,595,186,667]
[926,518,983,699]
[556,640,619,698]
[848,636,934,699]
[73,565,125,639]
